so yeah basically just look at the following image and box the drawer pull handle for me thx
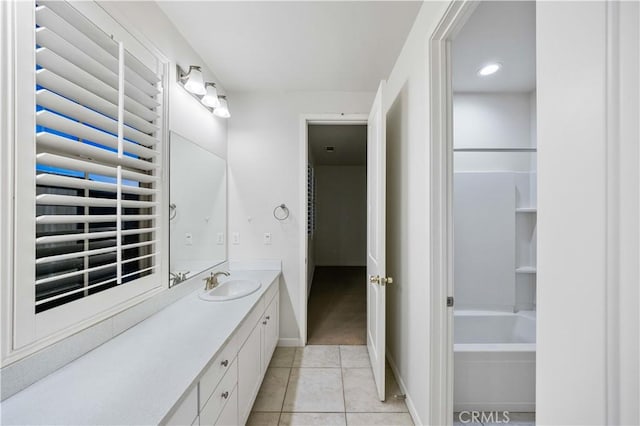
[265,316,270,320]
[221,359,229,367]
[262,321,267,325]
[221,391,229,399]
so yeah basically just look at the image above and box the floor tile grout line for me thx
[338,346,348,424]
[279,352,295,415]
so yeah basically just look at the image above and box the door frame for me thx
[427,1,478,425]
[298,113,368,346]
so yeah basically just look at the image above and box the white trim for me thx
[0,0,17,365]
[298,113,367,346]
[386,350,422,426]
[428,2,478,425]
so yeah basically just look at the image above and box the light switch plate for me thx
[232,232,240,245]
[216,233,224,245]
[263,233,272,245]
[185,233,193,246]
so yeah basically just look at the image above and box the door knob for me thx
[370,275,393,285]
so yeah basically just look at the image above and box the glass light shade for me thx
[213,97,231,118]
[183,66,206,95]
[201,83,221,108]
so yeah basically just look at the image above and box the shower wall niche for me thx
[453,92,537,312]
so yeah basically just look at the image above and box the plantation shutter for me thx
[33,0,162,312]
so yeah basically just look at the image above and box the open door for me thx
[366,81,389,401]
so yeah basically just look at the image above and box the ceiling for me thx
[309,125,366,166]
[452,1,536,93]
[158,1,422,92]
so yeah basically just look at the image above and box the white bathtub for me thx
[454,311,536,412]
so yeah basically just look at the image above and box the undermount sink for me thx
[199,279,261,302]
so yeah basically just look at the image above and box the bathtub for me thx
[454,310,536,412]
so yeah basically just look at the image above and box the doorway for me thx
[429,1,537,424]
[305,123,368,345]
[298,84,388,402]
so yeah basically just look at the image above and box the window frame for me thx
[2,0,170,364]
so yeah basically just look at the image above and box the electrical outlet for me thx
[263,232,272,245]
[216,233,224,245]
[185,233,193,246]
[232,232,240,245]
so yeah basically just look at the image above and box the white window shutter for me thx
[32,0,163,312]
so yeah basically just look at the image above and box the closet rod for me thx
[453,147,537,152]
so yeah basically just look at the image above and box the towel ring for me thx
[273,204,290,221]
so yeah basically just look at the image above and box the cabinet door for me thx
[214,387,238,426]
[237,323,262,424]
[261,296,279,372]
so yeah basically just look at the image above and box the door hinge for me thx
[447,296,454,307]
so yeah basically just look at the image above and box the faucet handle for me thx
[203,273,214,289]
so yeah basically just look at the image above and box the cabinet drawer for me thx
[200,340,238,410]
[165,384,198,426]
[200,358,238,426]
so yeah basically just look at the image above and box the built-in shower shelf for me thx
[516,207,537,213]
[516,266,537,274]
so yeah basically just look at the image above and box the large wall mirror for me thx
[169,132,227,286]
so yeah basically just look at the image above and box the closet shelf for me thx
[516,207,537,213]
[516,266,537,274]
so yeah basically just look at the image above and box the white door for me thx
[367,81,388,401]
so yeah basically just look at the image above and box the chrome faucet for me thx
[169,271,190,286]
[203,271,230,291]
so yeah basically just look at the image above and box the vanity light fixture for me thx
[201,83,221,108]
[213,96,231,118]
[477,62,502,77]
[178,65,206,95]
[177,65,230,118]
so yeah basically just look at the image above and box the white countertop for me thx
[1,269,281,425]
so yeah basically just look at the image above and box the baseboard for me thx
[278,337,301,347]
[387,350,424,426]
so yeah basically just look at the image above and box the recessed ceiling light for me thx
[477,62,502,77]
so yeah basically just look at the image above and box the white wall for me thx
[99,1,228,159]
[454,92,535,172]
[537,1,639,424]
[453,92,537,312]
[314,166,366,266]
[383,2,451,424]
[227,91,374,343]
[453,173,516,311]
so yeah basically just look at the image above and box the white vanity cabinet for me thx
[237,288,279,424]
[166,282,279,426]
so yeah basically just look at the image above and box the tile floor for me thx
[247,345,413,426]
[307,267,366,345]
